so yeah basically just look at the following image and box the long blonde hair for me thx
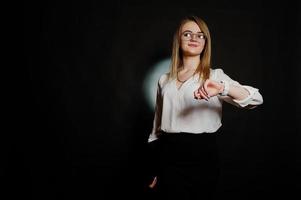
[169,16,211,81]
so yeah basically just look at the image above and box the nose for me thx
[190,34,198,41]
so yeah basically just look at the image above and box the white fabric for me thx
[148,68,263,143]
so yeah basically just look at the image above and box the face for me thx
[180,21,206,56]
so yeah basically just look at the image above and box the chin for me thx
[183,50,202,56]
[182,47,203,55]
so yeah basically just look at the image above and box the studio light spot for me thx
[143,58,170,110]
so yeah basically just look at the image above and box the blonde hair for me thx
[169,15,211,81]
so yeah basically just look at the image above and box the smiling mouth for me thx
[188,44,198,47]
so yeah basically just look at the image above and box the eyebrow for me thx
[183,30,204,34]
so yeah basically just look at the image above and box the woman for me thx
[147,15,263,200]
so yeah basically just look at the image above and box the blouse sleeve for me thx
[148,75,165,143]
[214,68,263,108]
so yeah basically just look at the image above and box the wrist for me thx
[219,80,229,96]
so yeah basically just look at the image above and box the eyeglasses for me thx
[181,31,206,41]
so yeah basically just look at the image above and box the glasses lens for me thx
[182,32,191,40]
[182,32,205,41]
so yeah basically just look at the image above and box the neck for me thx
[182,55,200,71]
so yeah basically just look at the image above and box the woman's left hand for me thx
[194,79,224,100]
[149,176,157,189]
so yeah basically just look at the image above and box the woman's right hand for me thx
[148,176,157,189]
[194,79,224,100]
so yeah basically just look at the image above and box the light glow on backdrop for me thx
[143,58,170,110]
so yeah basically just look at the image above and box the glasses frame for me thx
[181,31,206,42]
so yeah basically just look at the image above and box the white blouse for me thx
[148,68,263,143]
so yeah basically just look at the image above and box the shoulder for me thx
[158,73,170,87]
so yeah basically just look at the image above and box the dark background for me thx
[12,0,300,199]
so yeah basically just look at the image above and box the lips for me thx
[188,44,198,47]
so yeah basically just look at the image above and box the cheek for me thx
[180,43,188,52]
[197,45,203,50]
[180,41,186,49]
[191,45,205,54]
[197,43,205,52]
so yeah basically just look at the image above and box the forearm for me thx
[227,84,250,101]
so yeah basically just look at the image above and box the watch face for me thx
[219,80,229,96]
[219,81,225,95]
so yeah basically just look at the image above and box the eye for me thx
[183,32,191,37]
[198,34,205,39]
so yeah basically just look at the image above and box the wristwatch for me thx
[219,80,229,96]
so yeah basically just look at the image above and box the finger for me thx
[198,89,209,101]
[199,86,210,100]
[200,86,209,98]
[194,90,202,99]
[193,90,198,99]
[149,177,157,188]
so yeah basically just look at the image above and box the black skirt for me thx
[154,131,220,200]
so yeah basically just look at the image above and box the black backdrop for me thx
[15,0,301,199]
